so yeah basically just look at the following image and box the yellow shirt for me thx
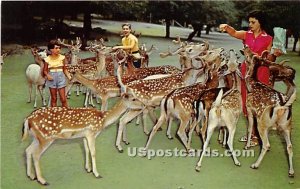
[121,33,139,53]
[44,54,65,68]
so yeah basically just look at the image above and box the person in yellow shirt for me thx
[43,39,71,107]
[113,23,141,68]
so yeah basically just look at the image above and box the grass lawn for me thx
[1,21,300,189]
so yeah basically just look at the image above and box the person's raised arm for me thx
[219,24,246,40]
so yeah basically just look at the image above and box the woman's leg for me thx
[58,87,68,107]
[49,88,58,107]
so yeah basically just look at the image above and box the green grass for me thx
[1,24,300,189]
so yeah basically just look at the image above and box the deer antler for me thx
[172,35,181,44]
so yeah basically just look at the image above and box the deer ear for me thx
[261,50,269,59]
[239,49,244,55]
[252,55,261,64]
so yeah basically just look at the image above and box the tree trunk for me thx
[165,18,170,38]
[82,5,92,50]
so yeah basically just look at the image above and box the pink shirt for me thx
[243,30,272,56]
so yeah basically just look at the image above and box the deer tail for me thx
[22,119,29,141]
[284,88,297,107]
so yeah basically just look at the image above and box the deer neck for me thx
[96,52,106,75]
[102,101,127,128]
[126,59,136,74]
[206,71,219,88]
[74,73,97,91]
[71,53,78,65]
[34,56,44,67]
[182,69,200,86]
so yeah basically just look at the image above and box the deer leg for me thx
[83,90,89,107]
[187,118,200,151]
[142,109,150,135]
[32,140,53,185]
[34,85,38,108]
[25,139,38,180]
[195,120,215,172]
[226,122,241,166]
[27,83,32,103]
[88,91,95,107]
[144,113,166,150]
[251,122,268,169]
[85,136,102,178]
[200,109,209,141]
[282,127,294,177]
[166,117,174,139]
[83,138,92,172]
[65,82,73,98]
[222,128,227,147]
[135,114,141,125]
[76,84,80,96]
[38,85,46,106]
[278,111,294,177]
[148,108,158,124]
[116,109,143,152]
[217,127,223,143]
[177,117,190,151]
[245,111,254,149]
[100,96,108,111]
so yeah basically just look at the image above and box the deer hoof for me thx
[86,168,92,173]
[38,180,49,186]
[116,146,123,153]
[195,166,201,172]
[250,164,258,169]
[96,175,103,179]
[167,135,173,140]
[288,171,294,178]
[144,132,150,136]
[123,141,130,145]
[28,175,36,181]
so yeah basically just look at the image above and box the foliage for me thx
[1,1,300,44]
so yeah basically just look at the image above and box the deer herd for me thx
[18,36,297,185]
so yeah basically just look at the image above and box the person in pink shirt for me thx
[220,10,282,146]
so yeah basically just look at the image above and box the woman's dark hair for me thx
[47,39,61,50]
[247,10,267,31]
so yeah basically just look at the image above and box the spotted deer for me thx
[243,49,296,177]
[241,47,296,97]
[195,51,243,171]
[72,53,180,111]
[144,48,225,151]
[160,40,209,70]
[22,100,128,185]
[58,38,82,65]
[139,44,158,68]
[184,49,241,147]
[115,61,204,152]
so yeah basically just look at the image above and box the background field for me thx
[1,20,300,189]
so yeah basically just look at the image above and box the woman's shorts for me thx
[46,71,67,89]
